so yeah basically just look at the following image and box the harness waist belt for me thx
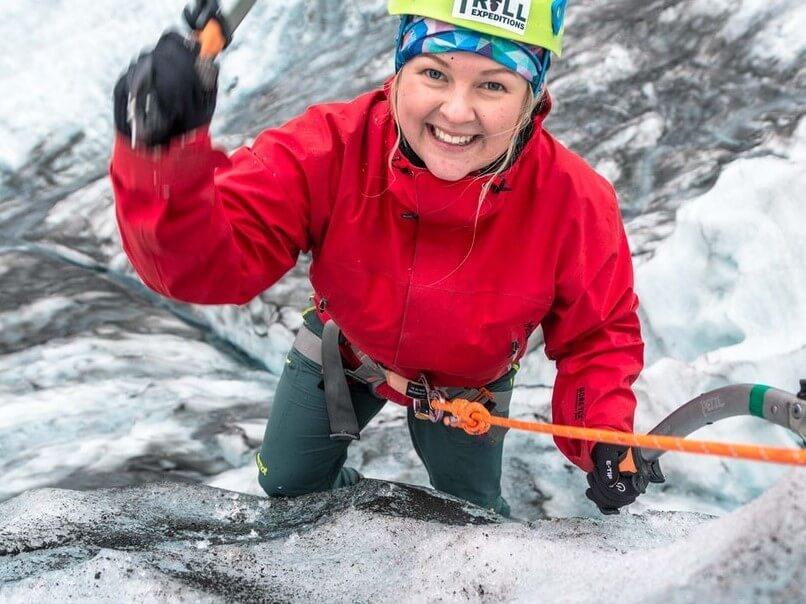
[292,321,510,441]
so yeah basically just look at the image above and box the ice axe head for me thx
[198,20,227,57]
[184,0,257,57]
[183,0,229,57]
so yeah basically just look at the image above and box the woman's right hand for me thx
[113,31,218,148]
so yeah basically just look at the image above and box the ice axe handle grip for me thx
[619,447,666,487]
[198,19,226,58]
[618,448,638,474]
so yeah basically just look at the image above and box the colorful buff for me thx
[395,16,551,93]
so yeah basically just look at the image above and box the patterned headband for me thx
[395,16,551,93]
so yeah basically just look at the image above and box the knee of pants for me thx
[255,449,340,498]
[257,469,281,497]
[258,467,316,498]
[255,450,314,498]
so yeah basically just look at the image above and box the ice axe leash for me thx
[426,381,806,471]
[126,0,258,147]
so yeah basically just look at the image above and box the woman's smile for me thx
[427,124,481,148]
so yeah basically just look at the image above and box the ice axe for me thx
[617,380,806,488]
[431,379,806,479]
[184,0,259,59]
[126,0,258,146]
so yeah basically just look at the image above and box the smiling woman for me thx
[110,0,655,518]
[393,52,532,181]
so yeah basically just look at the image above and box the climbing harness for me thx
[291,316,507,442]
[412,376,447,424]
[412,374,499,423]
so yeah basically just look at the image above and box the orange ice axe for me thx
[184,0,258,58]
[126,0,257,146]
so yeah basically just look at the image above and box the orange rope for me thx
[430,399,806,467]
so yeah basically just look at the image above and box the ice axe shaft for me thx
[617,382,805,474]
[636,383,805,463]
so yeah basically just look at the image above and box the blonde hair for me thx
[388,68,543,286]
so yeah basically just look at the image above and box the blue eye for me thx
[483,82,506,92]
[424,68,444,81]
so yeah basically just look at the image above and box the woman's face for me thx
[395,51,530,182]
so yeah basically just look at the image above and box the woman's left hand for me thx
[585,444,665,515]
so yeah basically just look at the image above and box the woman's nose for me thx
[439,90,476,124]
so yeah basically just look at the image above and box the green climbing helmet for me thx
[388,0,567,56]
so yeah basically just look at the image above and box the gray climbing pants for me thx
[257,313,515,516]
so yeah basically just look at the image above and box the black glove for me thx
[585,444,665,515]
[114,31,218,148]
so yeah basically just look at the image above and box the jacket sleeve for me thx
[109,109,340,305]
[540,186,645,473]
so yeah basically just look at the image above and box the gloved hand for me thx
[585,443,665,515]
[113,31,218,148]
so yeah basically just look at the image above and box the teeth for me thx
[432,126,475,146]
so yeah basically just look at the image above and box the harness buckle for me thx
[475,387,497,411]
[413,375,446,423]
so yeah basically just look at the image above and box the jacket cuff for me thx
[111,127,230,194]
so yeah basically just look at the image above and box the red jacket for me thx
[110,84,644,472]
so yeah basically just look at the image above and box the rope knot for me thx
[444,400,492,435]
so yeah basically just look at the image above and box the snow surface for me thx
[1,0,805,599]
[0,474,802,602]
